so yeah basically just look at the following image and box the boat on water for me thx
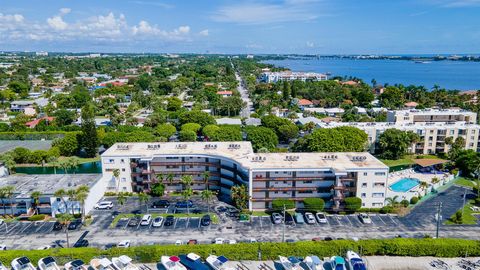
[278,256,302,270]
[178,253,209,270]
[160,256,187,270]
[38,257,60,270]
[346,251,367,270]
[64,260,89,270]
[112,256,138,270]
[330,256,347,270]
[11,257,36,270]
[90,258,119,270]
[206,255,234,270]
[304,256,324,270]
[414,60,431,64]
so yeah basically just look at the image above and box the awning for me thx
[413,159,449,167]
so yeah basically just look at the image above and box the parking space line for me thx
[34,221,47,233]
[388,214,398,225]
[377,215,387,225]
[259,216,263,228]
[7,222,20,234]
[20,222,33,234]
[123,219,129,230]
[335,215,343,226]
[173,218,178,228]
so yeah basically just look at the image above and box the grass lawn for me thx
[110,212,219,228]
[380,154,443,167]
[250,211,270,217]
[454,177,477,188]
[445,200,480,225]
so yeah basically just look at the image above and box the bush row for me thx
[0,239,479,265]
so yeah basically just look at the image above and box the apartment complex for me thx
[387,109,477,124]
[101,142,389,211]
[260,71,328,83]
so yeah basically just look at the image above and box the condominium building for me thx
[101,141,389,211]
[260,71,328,83]
[316,121,480,155]
[387,109,477,124]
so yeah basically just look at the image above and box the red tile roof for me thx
[404,101,418,107]
[298,99,313,106]
[25,116,55,128]
[217,91,233,95]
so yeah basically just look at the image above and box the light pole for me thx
[436,202,442,239]
[282,204,286,243]
[461,189,467,217]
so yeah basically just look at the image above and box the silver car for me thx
[304,212,316,224]
[271,213,283,224]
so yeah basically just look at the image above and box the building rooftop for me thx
[317,120,480,130]
[0,174,102,198]
[390,108,476,116]
[102,141,388,171]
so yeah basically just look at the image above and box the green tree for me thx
[54,109,76,126]
[201,189,215,213]
[151,183,165,197]
[202,171,210,190]
[1,186,15,215]
[448,137,466,160]
[202,125,220,139]
[454,150,480,176]
[75,185,89,220]
[80,103,98,157]
[302,198,325,211]
[167,97,182,111]
[294,126,367,152]
[385,196,400,207]
[378,129,420,160]
[277,124,299,143]
[245,126,278,152]
[179,110,215,127]
[379,86,405,109]
[117,193,127,206]
[138,192,150,214]
[56,213,74,248]
[53,133,78,156]
[179,130,197,142]
[113,169,120,192]
[181,123,201,133]
[30,191,42,215]
[344,197,362,212]
[155,123,177,139]
[1,153,16,174]
[230,185,249,211]
[272,199,295,210]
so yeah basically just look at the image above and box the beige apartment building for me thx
[387,109,477,124]
[101,142,389,211]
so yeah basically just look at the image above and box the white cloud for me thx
[211,1,319,24]
[60,8,71,15]
[0,13,24,23]
[306,41,315,48]
[47,16,68,30]
[199,29,209,36]
[443,0,480,6]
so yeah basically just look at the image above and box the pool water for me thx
[389,178,420,192]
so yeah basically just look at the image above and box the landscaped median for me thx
[110,213,219,228]
[0,239,480,264]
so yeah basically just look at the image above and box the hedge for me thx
[0,132,73,140]
[0,239,479,265]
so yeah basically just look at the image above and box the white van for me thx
[140,215,152,226]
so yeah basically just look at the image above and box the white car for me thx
[175,240,183,245]
[140,215,152,226]
[271,213,283,224]
[94,201,113,210]
[117,240,131,248]
[36,245,53,250]
[152,216,164,227]
[227,239,237,244]
[316,213,328,224]
[358,213,372,224]
[214,238,224,244]
[0,244,6,250]
[304,212,316,224]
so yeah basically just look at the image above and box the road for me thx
[232,61,254,118]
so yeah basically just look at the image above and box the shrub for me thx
[380,206,394,214]
[271,199,295,210]
[28,214,46,221]
[303,198,325,211]
[475,197,480,206]
[179,130,196,142]
[410,197,419,205]
[345,197,362,212]
[400,199,409,207]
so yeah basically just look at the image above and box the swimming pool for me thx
[389,178,420,192]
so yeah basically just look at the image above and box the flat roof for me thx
[390,109,476,116]
[0,174,101,197]
[414,159,449,167]
[102,141,388,171]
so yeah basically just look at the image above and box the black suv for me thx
[73,239,89,248]
[67,219,82,230]
[200,215,211,226]
[52,221,63,231]
[164,215,175,226]
[128,217,140,227]
[151,200,170,208]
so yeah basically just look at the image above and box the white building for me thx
[387,109,477,124]
[101,141,389,210]
[260,71,328,83]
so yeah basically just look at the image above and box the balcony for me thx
[254,176,336,182]
[252,186,317,192]
[150,161,221,167]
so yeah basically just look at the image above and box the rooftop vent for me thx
[117,144,130,150]
[228,144,241,149]
[351,156,367,162]
[322,154,338,160]
[284,155,300,161]
[251,156,266,162]
[175,144,187,149]
[147,144,161,150]
[204,144,218,150]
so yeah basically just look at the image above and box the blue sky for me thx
[0,0,479,54]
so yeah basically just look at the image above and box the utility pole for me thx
[282,204,286,243]
[436,202,442,239]
[461,189,467,217]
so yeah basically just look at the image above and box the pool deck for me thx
[386,169,454,200]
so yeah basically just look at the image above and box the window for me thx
[122,168,125,172]
[104,159,115,164]
[298,190,313,194]
[123,187,127,191]
[450,130,455,135]
[361,193,366,198]
[372,193,384,198]
[120,159,125,163]
[361,183,367,188]
[363,172,368,176]
[374,183,385,187]
[374,172,386,176]
[121,178,126,182]
[428,143,432,147]
[303,181,313,184]
[166,157,178,160]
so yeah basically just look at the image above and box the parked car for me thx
[0,244,6,250]
[164,215,175,226]
[271,213,283,224]
[200,215,211,226]
[151,200,170,208]
[358,213,372,224]
[104,243,117,250]
[226,208,240,218]
[128,217,140,227]
[316,213,328,224]
[52,221,63,231]
[117,240,130,248]
[73,239,89,248]
[140,215,152,226]
[187,239,198,245]
[175,240,183,245]
[67,219,82,230]
[284,213,295,225]
[304,212,316,224]
[152,217,164,227]
[294,213,305,224]
[175,200,193,208]
[94,201,113,210]
[214,238,224,244]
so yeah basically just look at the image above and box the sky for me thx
[0,0,479,54]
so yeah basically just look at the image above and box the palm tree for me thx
[202,171,210,190]
[75,185,89,221]
[113,169,120,192]
[30,191,42,215]
[48,157,59,174]
[419,181,429,193]
[67,189,77,215]
[2,154,16,175]
[182,187,193,215]
[54,189,68,215]
[156,173,164,183]
[117,193,127,207]
[138,192,150,214]
[201,190,215,213]
[2,186,15,216]
[230,185,249,211]
[59,159,70,174]
[181,175,193,190]
[68,157,79,174]
[56,213,74,248]
[385,196,399,207]
[166,173,174,185]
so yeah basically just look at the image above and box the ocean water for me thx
[263,58,480,90]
